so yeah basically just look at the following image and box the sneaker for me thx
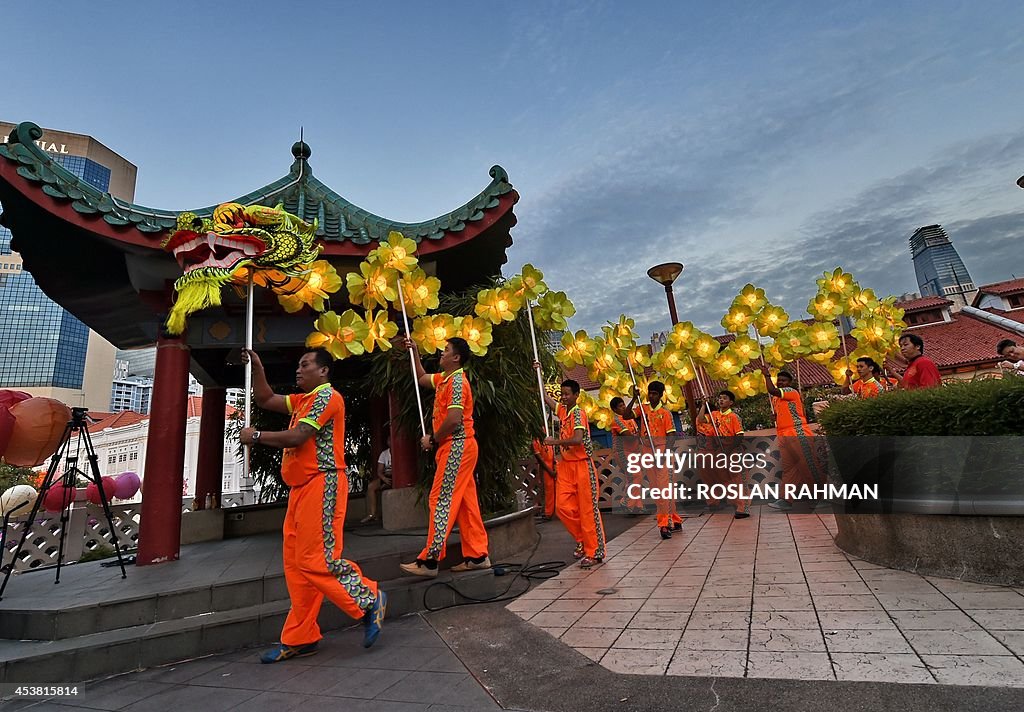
[399,560,438,578]
[451,556,492,572]
[734,511,751,519]
[660,526,672,540]
[260,641,319,663]
[359,514,378,525]
[572,542,585,560]
[580,556,603,569]
[362,590,387,648]
[672,522,683,532]
[767,499,793,511]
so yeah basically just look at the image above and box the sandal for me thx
[359,514,379,524]
[572,542,585,560]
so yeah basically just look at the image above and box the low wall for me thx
[834,512,1024,586]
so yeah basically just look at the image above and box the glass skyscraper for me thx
[909,225,976,307]
[0,123,135,406]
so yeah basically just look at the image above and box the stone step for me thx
[0,569,497,684]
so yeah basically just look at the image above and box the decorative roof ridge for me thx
[1,122,515,245]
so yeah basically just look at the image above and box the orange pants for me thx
[556,457,606,559]
[651,465,683,528]
[704,459,749,513]
[779,434,826,498]
[542,468,557,518]
[418,437,489,562]
[280,472,378,647]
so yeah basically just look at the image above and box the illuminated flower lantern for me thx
[5,398,72,467]
[556,330,596,368]
[475,287,522,325]
[852,316,892,350]
[727,372,765,399]
[668,320,698,350]
[592,407,615,431]
[808,322,840,354]
[114,472,141,500]
[690,333,720,363]
[509,263,547,301]
[411,314,458,355]
[709,348,744,381]
[763,341,787,369]
[604,371,634,395]
[776,323,813,361]
[652,344,686,378]
[276,260,342,313]
[829,357,856,386]
[603,315,637,353]
[876,297,907,329]
[735,284,769,313]
[722,304,754,335]
[660,379,686,412]
[362,310,399,353]
[369,231,419,274]
[399,268,441,317]
[843,287,879,320]
[454,315,494,356]
[808,350,836,365]
[347,261,398,309]
[532,291,575,330]
[730,334,761,362]
[587,341,621,384]
[86,476,117,506]
[306,310,370,359]
[755,305,789,337]
[625,345,652,371]
[808,292,844,321]
[817,267,858,298]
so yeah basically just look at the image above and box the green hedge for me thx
[818,377,1024,436]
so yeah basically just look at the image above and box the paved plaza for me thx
[508,508,1024,687]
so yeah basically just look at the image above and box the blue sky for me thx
[6,1,1024,338]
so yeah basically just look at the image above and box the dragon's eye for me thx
[191,217,204,231]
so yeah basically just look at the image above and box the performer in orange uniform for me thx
[610,397,643,515]
[240,348,386,661]
[400,337,490,578]
[842,357,883,399]
[696,390,749,519]
[542,379,606,568]
[761,366,826,511]
[532,435,557,519]
[626,381,681,539]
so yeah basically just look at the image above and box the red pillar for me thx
[137,335,191,565]
[194,386,226,510]
[389,390,419,489]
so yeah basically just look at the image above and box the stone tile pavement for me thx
[507,507,1024,687]
[3,616,511,712]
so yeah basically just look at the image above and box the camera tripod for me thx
[0,407,128,600]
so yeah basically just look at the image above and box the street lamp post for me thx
[647,262,699,429]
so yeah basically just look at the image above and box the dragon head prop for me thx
[162,202,321,334]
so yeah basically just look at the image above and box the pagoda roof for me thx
[0,122,516,253]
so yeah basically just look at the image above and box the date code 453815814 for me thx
[2,685,80,700]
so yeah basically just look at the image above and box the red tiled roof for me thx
[895,296,952,312]
[893,312,1015,369]
[88,411,147,432]
[982,307,1024,324]
[976,277,1024,296]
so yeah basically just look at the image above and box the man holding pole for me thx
[240,348,386,660]
[399,337,491,578]
[626,381,682,539]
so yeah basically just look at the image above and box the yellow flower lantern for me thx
[533,290,576,330]
[346,261,398,310]
[726,372,764,400]
[730,334,761,362]
[368,231,419,274]
[776,323,813,360]
[556,330,596,368]
[709,348,744,380]
[690,333,721,362]
[362,309,399,353]
[808,322,841,353]
[844,287,879,319]
[807,349,836,365]
[603,315,637,352]
[808,292,844,320]
[817,267,858,297]
[399,268,441,317]
[306,309,369,360]
[508,264,548,301]
[851,316,891,349]
[412,314,458,354]
[668,320,698,350]
[454,315,494,356]
[625,345,652,370]
[277,260,342,313]
[474,287,523,324]
[754,305,789,337]
[722,304,754,334]
[735,284,769,313]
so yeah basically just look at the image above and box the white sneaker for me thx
[767,499,793,511]
[451,556,492,572]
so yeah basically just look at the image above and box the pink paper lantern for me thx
[86,477,117,505]
[43,483,76,512]
[5,398,72,467]
[0,390,31,412]
[114,472,141,499]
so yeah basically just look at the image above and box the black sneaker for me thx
[660,526,672,540]
[672,522,682,532]
[734,511,751,519]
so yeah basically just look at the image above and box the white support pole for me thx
[243,275,254,483]
[396,277,428,438]
[525,302,550,438]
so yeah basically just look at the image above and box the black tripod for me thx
[0,407,128,600]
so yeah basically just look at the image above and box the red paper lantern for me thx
[0,407,14,458]
[86,477,117,505]
[0,390,31,412]
[5,398,72,467]
[43,483,76,512]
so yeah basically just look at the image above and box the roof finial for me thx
[291,126,311,161]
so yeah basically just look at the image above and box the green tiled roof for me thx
[0,122,514,244]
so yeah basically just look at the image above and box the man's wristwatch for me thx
[252,431,262,442]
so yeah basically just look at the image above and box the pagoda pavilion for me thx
[0,121,518,565]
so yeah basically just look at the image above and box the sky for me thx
[5,1,1024,338]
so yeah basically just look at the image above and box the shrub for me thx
[818,377,1024,436]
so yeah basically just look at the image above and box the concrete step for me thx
[0,569,498,684]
